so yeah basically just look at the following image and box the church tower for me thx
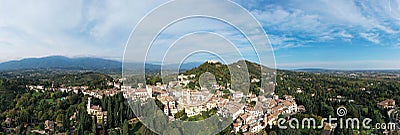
[187,89,191,104]
[87,97,92,114]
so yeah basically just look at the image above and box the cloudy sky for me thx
[0,0,400,69]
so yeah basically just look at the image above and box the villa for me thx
[377,99,396,109]
[87,97,108,126]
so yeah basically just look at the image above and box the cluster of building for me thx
[22,71,306,134]
[124,73,305,134]
[26,77,122,91]
[230,94,303,134]
[327,95,355,103]
[27,84,92,92]
[125,83,223,118]
[82,89,120,99]
[26,80,122,99]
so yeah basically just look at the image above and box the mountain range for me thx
[0,56,202,73]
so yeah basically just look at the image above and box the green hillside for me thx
[182,60,274,95]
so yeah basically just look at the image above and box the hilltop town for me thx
[125,64,305,134]
[2,60,400,134]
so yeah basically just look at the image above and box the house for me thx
[377,99,396,109]
[283,95,295,101]
[4,118,12,127]
[163,107,169,116]
[247,94,258,102]
[298,105,306,113]
[95,111,108,127]
[121,85,132,91]
[58,88,68,92]
[129,88,150,101]
[250,123,263,133]
[322,122,337,135]
[170,108,178,116]
[168,81,180,89]
[157,96,177,116]
[156,82,162,87]
[87,97,108,126]
[206,102,217,110]
[44,120,54,133]
[296,88,303,93]
[251,78,260,83]
[266,112,279,126]
[233,122,241,133]
[207,60,219,64]
[69,112,77,121]
[189,74,196,78]
[233,119,243,133]
[240,125,249,133]
[232,91,244,100]
[239,113,254,125]
[245,104,263,117]
[273,95,279,100]
[220,101,245,120]
[185,106,201,117]
[27,85,45,91]
[178,74,189,82]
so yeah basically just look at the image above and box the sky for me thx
[0,0,400,69]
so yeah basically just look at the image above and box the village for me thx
[19,61,306,135]
[18,71,400,135]
[125,73,306,134]
[20,68,307,135]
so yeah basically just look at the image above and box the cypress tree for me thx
[123,120,129,135]
[92,117,97,135]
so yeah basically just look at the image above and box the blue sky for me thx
[0,0,399,69]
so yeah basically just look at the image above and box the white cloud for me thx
[246,0,399,48]
[0,0,399,70]
[278,60,400,70]
[0,0,172,62]
[360,32,380,44]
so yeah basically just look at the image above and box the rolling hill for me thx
[0,56,201,73]
[0,56,121,72]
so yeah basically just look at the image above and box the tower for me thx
[187,89,191,104]
[146,85,152,96]
[87,97,92,114]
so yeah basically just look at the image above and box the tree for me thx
[92,117,97,135]
[123,120,129,135]
[63,113,70,132]
[187,81,196,89]
[269,131,277,135]
[107,98,113,129]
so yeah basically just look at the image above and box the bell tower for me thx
[87,97,92,114]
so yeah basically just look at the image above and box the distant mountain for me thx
[293,68,337,73]
[0,56,202,73]
[0,56,121,72]
[163,62,203,72]
[122,62,202,73]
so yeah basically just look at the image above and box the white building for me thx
[207,60,219,64]
[220,101,245,120]
[87,97,108,125]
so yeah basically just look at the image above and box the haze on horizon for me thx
[1,0,400,69]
